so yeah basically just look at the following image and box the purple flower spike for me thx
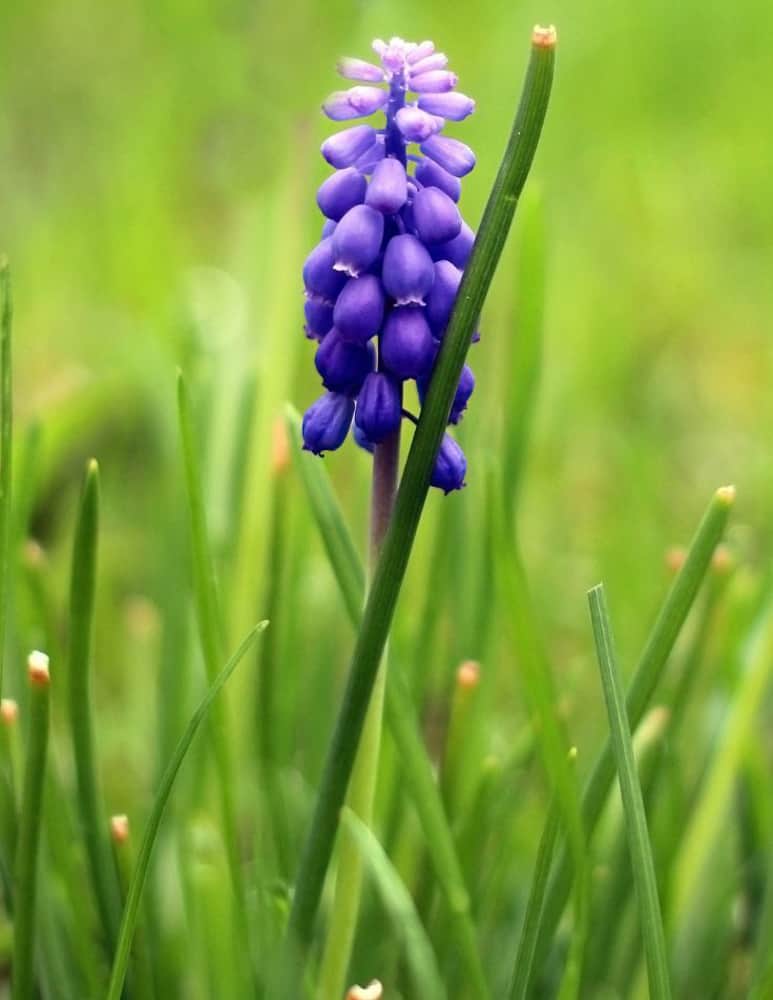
[420,135,476,177]
[425,259,463,335]
[414,158,461,202]
[382,234,435,305]
[332,205,384,277]
[315,328,375,396]
[380,306,436,378]
[304,296,334,340]
[337,57,385,82]
[432,221,475,269]
[365,158,408,214]
[395,107,443,143]
[323,86,388,121]
[417,92,475,121]
[303,237,347,302]
[322,125,378,168]
[412,186,462,244]
[333,274,385,343]
[317,167,367,221]
[302,392,354,455]
[431,434,467,493]
[449,364,475,423]
[410,70,458,93]
[355,372,402,442]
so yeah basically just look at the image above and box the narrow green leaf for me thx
[284,31,556,981]
[67,459,121,954]
[528,485,735,981]
[12,654,50,1000]
[105,621,267,1000]
[0,259,12,696]
[588,584,672,1000]
[341,808,446,1000]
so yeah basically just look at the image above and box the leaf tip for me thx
[532,24,557,49]
[715,484,736,507]
[28,649,50,687]
[1,698,18,726]
[110,814,130,844]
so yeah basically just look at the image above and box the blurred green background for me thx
[0,0,771,993]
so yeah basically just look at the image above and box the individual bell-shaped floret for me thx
[304,296,334,340]
[337,57,385,83]
[414,157,461,202]
[323,87,388,121]
[409,70,458,94]
[425,259,462,335]
[355,372,402,443]
[449,364,475,423]
[315,329,375,396]
[317,167,367,221]
[417,92,475,120]
[333,274,385,343]
[380,306,436,378]
[365,158,408,215]
[332,205,385,277]
[431,222,475,269]
[302,392,354,455]
[382,234,435,305]
[395,107,442,143]
[322,125,379,168]
[303,237,347,302]
[412,186,462,244]
[431,433,467,493]
[420,135,476,177]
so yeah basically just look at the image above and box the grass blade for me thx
[588,584,672,1000]
[105,620,267,1000]
[341,808,446,1000]
[0,259,12,696]
[284,31,556,982]
[67,459,121,953]
[12,652,51,1000]
[528,485,735,982]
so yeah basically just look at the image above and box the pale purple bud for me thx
[302,392,354,455]
[321,125,378,168]
[395,107,443,143]
[323,87,388,121]
[425,259,462,335]
[304,296,334,340]
[431,434,467,493]
[414,158,461,202]
[315,328,375,396]
[303,237,347,301]
[418,92,475,121]
[412,186,462,244]
[410,70,458,93]
[332,205,384,277]
[409,53,448,75]
[406,41,435,63]
[382,234,435,305]
[380,306,436,378]
[317,167,367,221]
[354,140,386,173]
[337,57,385,83]
[333,274,385,343]
[355,372,402,443]
[420,135,476,177]
[432,221,475,268]
[365,158,407,214]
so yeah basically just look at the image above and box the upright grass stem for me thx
[283,29,556,983]
[0,259,12,697]
[67,460,121,954]
[12,652,50,1000]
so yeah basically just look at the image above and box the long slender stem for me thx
[283,30,556,983]
[12,654,50,1000]
[0,259,12,697]
[317,426,400,999]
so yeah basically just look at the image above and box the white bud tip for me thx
[347,982,383,1000]
[1,698,18,725]
[110,814,130,843]
[532,25,557,48]
[457,659,480,689]
[27,650,50,686]
[716,484,736,506]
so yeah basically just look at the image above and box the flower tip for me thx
[716,484,736,506]
[347,981,383,1000]
[28,649,50,687]
[532,24,557,48]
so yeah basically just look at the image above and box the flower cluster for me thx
[301,37,479,493]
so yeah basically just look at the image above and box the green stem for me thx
[67,460,121,954]
[110,817,156,1000]
[283,29,556,983]
[0,259,12,697]
[317,425,400,999]
[12,654,50,1000]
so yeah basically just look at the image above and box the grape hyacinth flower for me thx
[301,35,480,493]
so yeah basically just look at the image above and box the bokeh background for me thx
[1,0,771,994]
